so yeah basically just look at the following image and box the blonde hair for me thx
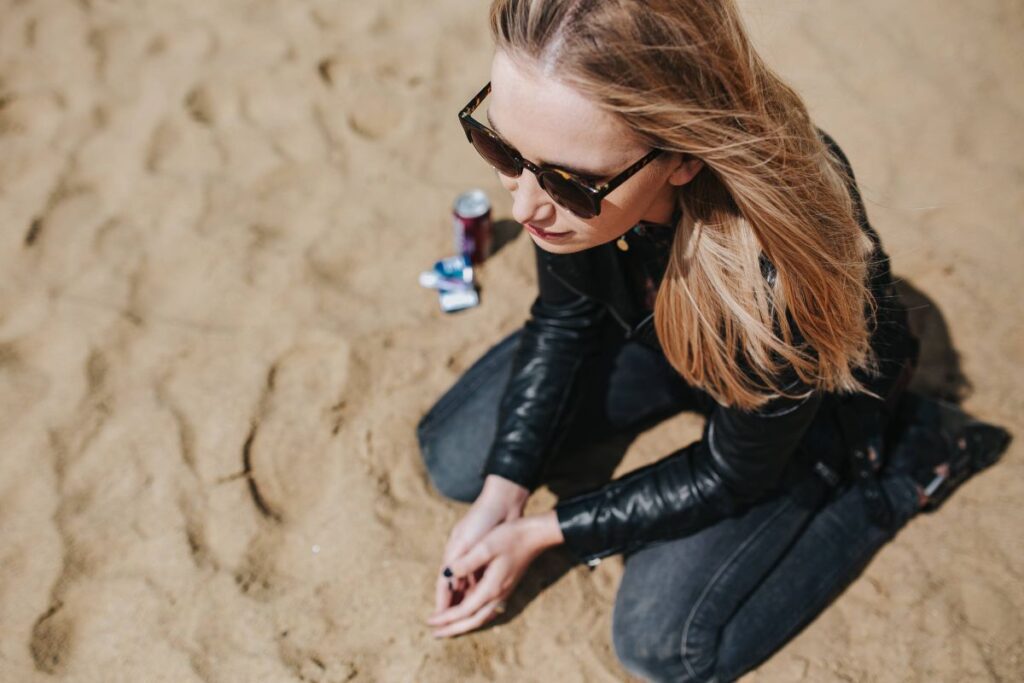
[489,0,877,410]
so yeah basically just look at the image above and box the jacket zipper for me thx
[632,311,655,339]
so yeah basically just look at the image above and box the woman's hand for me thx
[427,511,563,638]
[434,475,529,614]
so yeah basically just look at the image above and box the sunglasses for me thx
[458,81,663,219]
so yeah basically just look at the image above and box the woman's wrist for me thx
[519,510,564,552]
[481,474,530,512]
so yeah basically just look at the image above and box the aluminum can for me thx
[453,189,492,265]
[439,286,480,313]
[419,255,474,291]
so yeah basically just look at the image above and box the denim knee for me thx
[417,425,483,503]
[612,607,718,682]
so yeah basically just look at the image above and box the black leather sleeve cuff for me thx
[482,449,543,492]
[554,442,736,565]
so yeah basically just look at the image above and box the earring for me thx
[616,234,629,251]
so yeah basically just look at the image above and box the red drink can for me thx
[453,189,492,265]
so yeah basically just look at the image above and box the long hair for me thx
[489,0,877,411]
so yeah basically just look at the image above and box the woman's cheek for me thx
[495,170,517,193]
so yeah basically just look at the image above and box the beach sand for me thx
[0,1,1021,680]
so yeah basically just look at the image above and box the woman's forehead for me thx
[487,51,639,176]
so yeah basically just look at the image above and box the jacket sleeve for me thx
[554,382,822,564]
[481,244,607,491]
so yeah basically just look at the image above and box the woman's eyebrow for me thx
[485,109,614,178]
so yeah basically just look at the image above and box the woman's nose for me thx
[505,170,555,225]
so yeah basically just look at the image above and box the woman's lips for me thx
[526,223,572,241]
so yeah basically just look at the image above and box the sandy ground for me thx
[0,1,1021,681]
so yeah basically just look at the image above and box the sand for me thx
[0,0,1021,681]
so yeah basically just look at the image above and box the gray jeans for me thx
[417,327,920,682]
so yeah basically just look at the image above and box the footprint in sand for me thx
[244,339,352,523]
[30,602,72,675]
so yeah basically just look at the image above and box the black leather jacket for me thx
[482,130,918,566]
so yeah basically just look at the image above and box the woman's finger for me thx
[447,541,495,581]
[442,534,470,566]
[432,571,453,617]
[427,567,501,627]
[439,564,469,598]
[432,597,506,638]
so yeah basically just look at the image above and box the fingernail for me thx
[442,567,453,578]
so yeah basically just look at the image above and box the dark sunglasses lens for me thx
[540,172,599,218]
[468,128,520,177]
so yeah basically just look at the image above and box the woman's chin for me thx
[528,233,588,254]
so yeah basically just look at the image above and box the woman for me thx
[417,1,1010,680]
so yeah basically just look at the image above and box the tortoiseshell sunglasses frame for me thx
[458,81,664,218]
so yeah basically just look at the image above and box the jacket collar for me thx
[537,206,682,337]
[539,236,658,336]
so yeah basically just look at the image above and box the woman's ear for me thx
[667,154,705,187]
